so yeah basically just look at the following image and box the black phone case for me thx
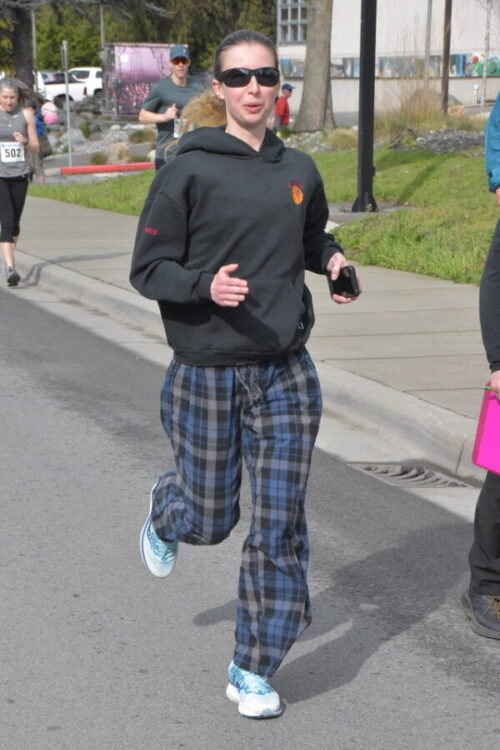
[327,265,360,297]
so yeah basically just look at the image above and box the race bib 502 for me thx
[0,142,25,163]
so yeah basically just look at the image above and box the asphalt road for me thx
[2,288,500,749]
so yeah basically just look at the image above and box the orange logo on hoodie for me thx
[288,181,304,205]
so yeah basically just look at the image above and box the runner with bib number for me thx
[0,142,25,163]
[0,77,39,287]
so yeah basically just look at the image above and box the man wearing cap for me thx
[274,82,294,136]
[139,44,203,169]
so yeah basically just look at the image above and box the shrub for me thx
[107,142,131,163]
[324,128,358,151]
[80,120,91,139]
[90,152,108,165]
[128,128,156,144]
[375,87,485,141]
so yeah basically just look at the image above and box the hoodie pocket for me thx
[196,276,309,356]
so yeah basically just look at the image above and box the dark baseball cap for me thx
[170,44,190,61]
[282,83,294,91]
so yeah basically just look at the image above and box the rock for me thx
[106,141,131,162]
[411,128,484,153]
[47,133,60,149]
[59,128,86,146]
[79,111,95,122]
[406,87,461,108]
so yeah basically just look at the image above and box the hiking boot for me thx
[139,483,178,578]
[6,266,20,286]
[226,660,283,719]
[461,589,500,639]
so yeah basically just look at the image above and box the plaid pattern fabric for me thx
[152,348,322,676]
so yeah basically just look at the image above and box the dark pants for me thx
[469,470,500,593]
[0,176,29,242]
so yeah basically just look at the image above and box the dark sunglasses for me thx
[171,57,189,65]
[217,67,280,88]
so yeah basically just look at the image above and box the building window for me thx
[277,0,308,44]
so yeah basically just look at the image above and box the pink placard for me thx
[472,384,500,475]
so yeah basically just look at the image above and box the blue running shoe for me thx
[139,483,178,578]
[226,661,283,719]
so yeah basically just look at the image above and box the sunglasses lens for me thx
[257,68,280,86]
[172,58,188,64]
[219,68,280,87]
[221,69,251,87]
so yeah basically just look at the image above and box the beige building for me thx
[277,0,500,118]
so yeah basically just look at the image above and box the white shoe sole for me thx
[139,481,177,578]
[226,683,283,719]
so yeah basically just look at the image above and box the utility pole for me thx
[352,0,378,212]
[479,0,498,107]
[441,0,452,113]
[61,40,73,168]
[423,0,433,90]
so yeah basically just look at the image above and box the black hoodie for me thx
[130,126,343,366]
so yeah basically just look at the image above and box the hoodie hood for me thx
[176,125,285,163]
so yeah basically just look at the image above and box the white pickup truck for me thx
[69,67,103,99]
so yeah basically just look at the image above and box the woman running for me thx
[0,78,39,286]
[130,29,358,719]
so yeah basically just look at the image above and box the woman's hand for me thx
[13,131,27,145]
[326,252,360,305]
[490,370,500,398]
[210,263,249,307]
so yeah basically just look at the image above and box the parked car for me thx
[42,72,87,107]
[40,70,64,83]
[69,67,103,99]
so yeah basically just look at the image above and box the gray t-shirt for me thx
[0,105,29,178]
[142,76,203,159]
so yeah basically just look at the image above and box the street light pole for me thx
[31,9,39,93]
[61,40,73,168]
[352,0,378,212]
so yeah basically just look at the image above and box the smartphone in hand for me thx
[327,265,361,298]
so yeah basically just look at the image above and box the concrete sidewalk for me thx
[11,195,489,482]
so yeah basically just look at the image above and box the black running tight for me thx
[0,175,29,242]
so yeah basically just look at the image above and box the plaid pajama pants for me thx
[151,347,322,676]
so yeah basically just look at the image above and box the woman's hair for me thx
[0,77,35,107]
[163,89,227,158]
[213,29,279,79]
[181,89,226,131]
[0,77,20,95]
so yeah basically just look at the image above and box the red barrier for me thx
[60,162,154,175]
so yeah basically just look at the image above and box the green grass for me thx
[29,169,153,215]
[312,146,495,285]
[29,144,496,284]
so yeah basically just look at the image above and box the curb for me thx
[13,248,485,484]
[316,361,482,482]
[14,249,161,336]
